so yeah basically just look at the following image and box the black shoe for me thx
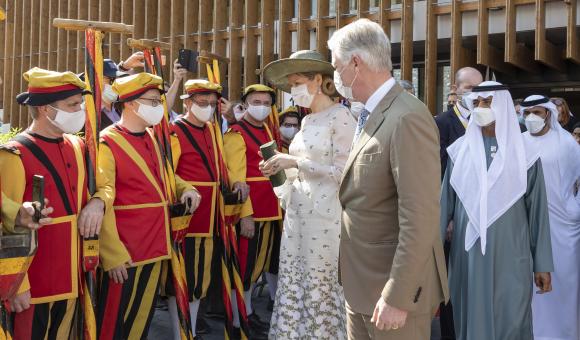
[267,298,274,312]
[248,313,270,329]
[196,317,211,335]
[193,335,204,340]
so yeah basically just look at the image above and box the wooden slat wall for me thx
[0,0,578,128]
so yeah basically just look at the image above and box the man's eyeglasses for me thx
[138,98,163,107]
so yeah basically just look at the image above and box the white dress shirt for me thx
[364,77,397,115]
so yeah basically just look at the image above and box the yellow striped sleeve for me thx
[223,131,253,218]
[0,150,26,233]
[92,143,116,213]
[95,144,131,271]
[170,133,182,170]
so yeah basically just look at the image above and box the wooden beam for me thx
[260,0,275,82]
[183,0,198,52]
[144,0,157,39]
[198,0,212,78]
[65,0,77,71]
[243,0,259,86]
[566,0,580,63]
[109,0,122,62]
[297,0,311,50]
[3,0,15,126]
[316,0,330,57]
[424,0,438,115]
[378,0,392,38]
[279,0,293,59]
[75,0,87,77]
[228,0,242,100]
[476,0,513,74]
[505,0,537,72]
[336,0,350,29]
[400,0,413,81]
[13,0,24,126]
[157,0,171,78]
[450,0,470,84]
[120,0,133,60]
[99,0,111,58]
[357,0,370,19]
[0,0,5,123]
[534,0,565,71]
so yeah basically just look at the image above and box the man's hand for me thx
[173,59,188,82]
[239,216,255,239]
[121,52,145,70]
[78,198,105,238]
[232,182,250,202]
[181,190,201,214]
[108,261,133,284]
[15,198,53,230]
[219,97,233,117]
[371,297,408,331]
[534,272,552,294]
[445,220,454,242]
[9,290,31,313]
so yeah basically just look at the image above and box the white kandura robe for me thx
[527,129,580,340]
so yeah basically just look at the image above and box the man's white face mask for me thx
[190,102,214,123]
[135,101,164,126]
[472,107,495,127]
[524,113,546,134]
[48,104,86,134]
[334,63,358,101]
[102,84,118,104]
[246,104,271,121]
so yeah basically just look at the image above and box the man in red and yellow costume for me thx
[224,84,282,335]
[0,67,105,339]
[95,72,200,340]
[167,79,223,339]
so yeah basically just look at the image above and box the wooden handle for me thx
[127,38,171,50]
[53,18,134,34]
[200,50,230,63]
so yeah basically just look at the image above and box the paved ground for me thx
[150,282,443,340]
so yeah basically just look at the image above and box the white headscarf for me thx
[521,95,580,205]
[447,81,540,254]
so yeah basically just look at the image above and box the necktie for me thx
[353,108,370,143]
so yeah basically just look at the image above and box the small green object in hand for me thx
[260,141,286,187]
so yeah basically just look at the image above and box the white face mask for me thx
[48,105,86,134]
[334,64,358,100]
[472,107,496,127]
[290,84,315,108]
[246,104,271,122]
[280,126,298,140]
[458,91,471,110]
[191,102,214,123]
[234,105,245,121]
[102,84,117,104]
[135,101,164,126]
[525,113,546,134]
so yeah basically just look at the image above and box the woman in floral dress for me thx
[261,50,356,339]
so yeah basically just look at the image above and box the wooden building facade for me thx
[1,0,579,129]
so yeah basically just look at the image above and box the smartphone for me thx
[178,48,198,73]
[32,175,45,223]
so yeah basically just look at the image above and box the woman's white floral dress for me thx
[269,104,356,339]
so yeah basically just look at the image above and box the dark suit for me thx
[434,105,465,340]
[435,107,466,178]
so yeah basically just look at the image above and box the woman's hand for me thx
[259,152,298,177]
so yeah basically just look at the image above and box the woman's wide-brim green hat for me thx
[262,50,335,94]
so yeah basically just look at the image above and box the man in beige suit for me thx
[329,19,448,339]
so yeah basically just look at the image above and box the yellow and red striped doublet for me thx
[0,132,87,340]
